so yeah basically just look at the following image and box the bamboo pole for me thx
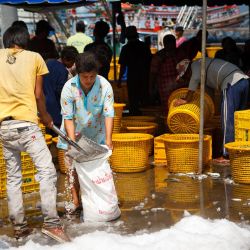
[198,0,207,174]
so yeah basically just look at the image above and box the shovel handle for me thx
[51,125,83,152]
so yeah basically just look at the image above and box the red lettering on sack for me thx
[92,172,113,185]
[98,209,114,215]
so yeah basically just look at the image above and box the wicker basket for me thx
[225,141,250,184]
[121,120,158,135]
[168,102,201,133]
[122,116,157,122]
[114,103,126,118]
[121,121,157,155]
[45,134,52,146]
[110,133,153,172]
[52,137,67,174]
[154,134,170,165]
[38,122,46,136]
[163,134,212,173]
[113,116,122,133]
[167,88,215,134]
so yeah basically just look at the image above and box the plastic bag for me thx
[73,147,121,222]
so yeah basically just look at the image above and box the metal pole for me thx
[198,0,207,174]
[112,3,117,82]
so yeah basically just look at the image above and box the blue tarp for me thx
[0,0,95,11]
[0,0,85,3]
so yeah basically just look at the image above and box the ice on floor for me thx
[2,215,250,250]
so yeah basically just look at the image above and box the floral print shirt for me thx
[57,74,114,150]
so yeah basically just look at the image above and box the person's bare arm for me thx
[35,75,53,128]
[174,90,195,106]
[64,119,75,141]
[105,117,114,150]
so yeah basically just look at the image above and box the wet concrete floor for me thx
[1,161,250,246]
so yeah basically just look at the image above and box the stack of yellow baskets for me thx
[45,134,52,146]
[224,110,250,184]
[167,88,215,134]
[113,103,126,133]
[38,121,46,136]
[121,120,157,156]
[225,142,250,184]
[0,144,39,198]
[121,120,157,135]
[110,133,153,173]
[122,116,156,123]
[52,137,67,174]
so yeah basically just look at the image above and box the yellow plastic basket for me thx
[113,116,122,133]
[234,110,250,141]
[114,103,126,118]
[154,134,170,164]
[0,172,39,198]
[167,88,215,134]
[110,133,153,172]
[163,134,212,173]
[38,122,46,136]
[45,134,52,146]
[45,134,52,142]
[225,141,250,184]
[121,120,158,135]
[52,137,67,174]
[122,116,157,122]
[168,102,201,133]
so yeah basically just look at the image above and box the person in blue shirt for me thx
[43,46,78,136]
[58,51,114,216]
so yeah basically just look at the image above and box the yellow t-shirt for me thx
[0,49,49,124]
[67,32,93,53]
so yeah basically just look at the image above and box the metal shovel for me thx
[52,125,109,163]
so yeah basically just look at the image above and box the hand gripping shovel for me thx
[52,125,109,163]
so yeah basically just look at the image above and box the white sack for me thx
[73,147,121,222]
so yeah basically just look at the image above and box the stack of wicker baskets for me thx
[120,120,158,155]
[52,137,67,174]
[113,103,126,133]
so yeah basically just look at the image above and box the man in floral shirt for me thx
[58,52,114,215]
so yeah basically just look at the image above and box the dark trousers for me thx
[221,78,249,156]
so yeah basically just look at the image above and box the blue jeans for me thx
[221,78,249,156]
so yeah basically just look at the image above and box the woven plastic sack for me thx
[73,147,121,222]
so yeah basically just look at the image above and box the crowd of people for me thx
[0,16,249,243]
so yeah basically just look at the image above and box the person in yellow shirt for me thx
[0,26,70,243]
[67,21,93,53]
